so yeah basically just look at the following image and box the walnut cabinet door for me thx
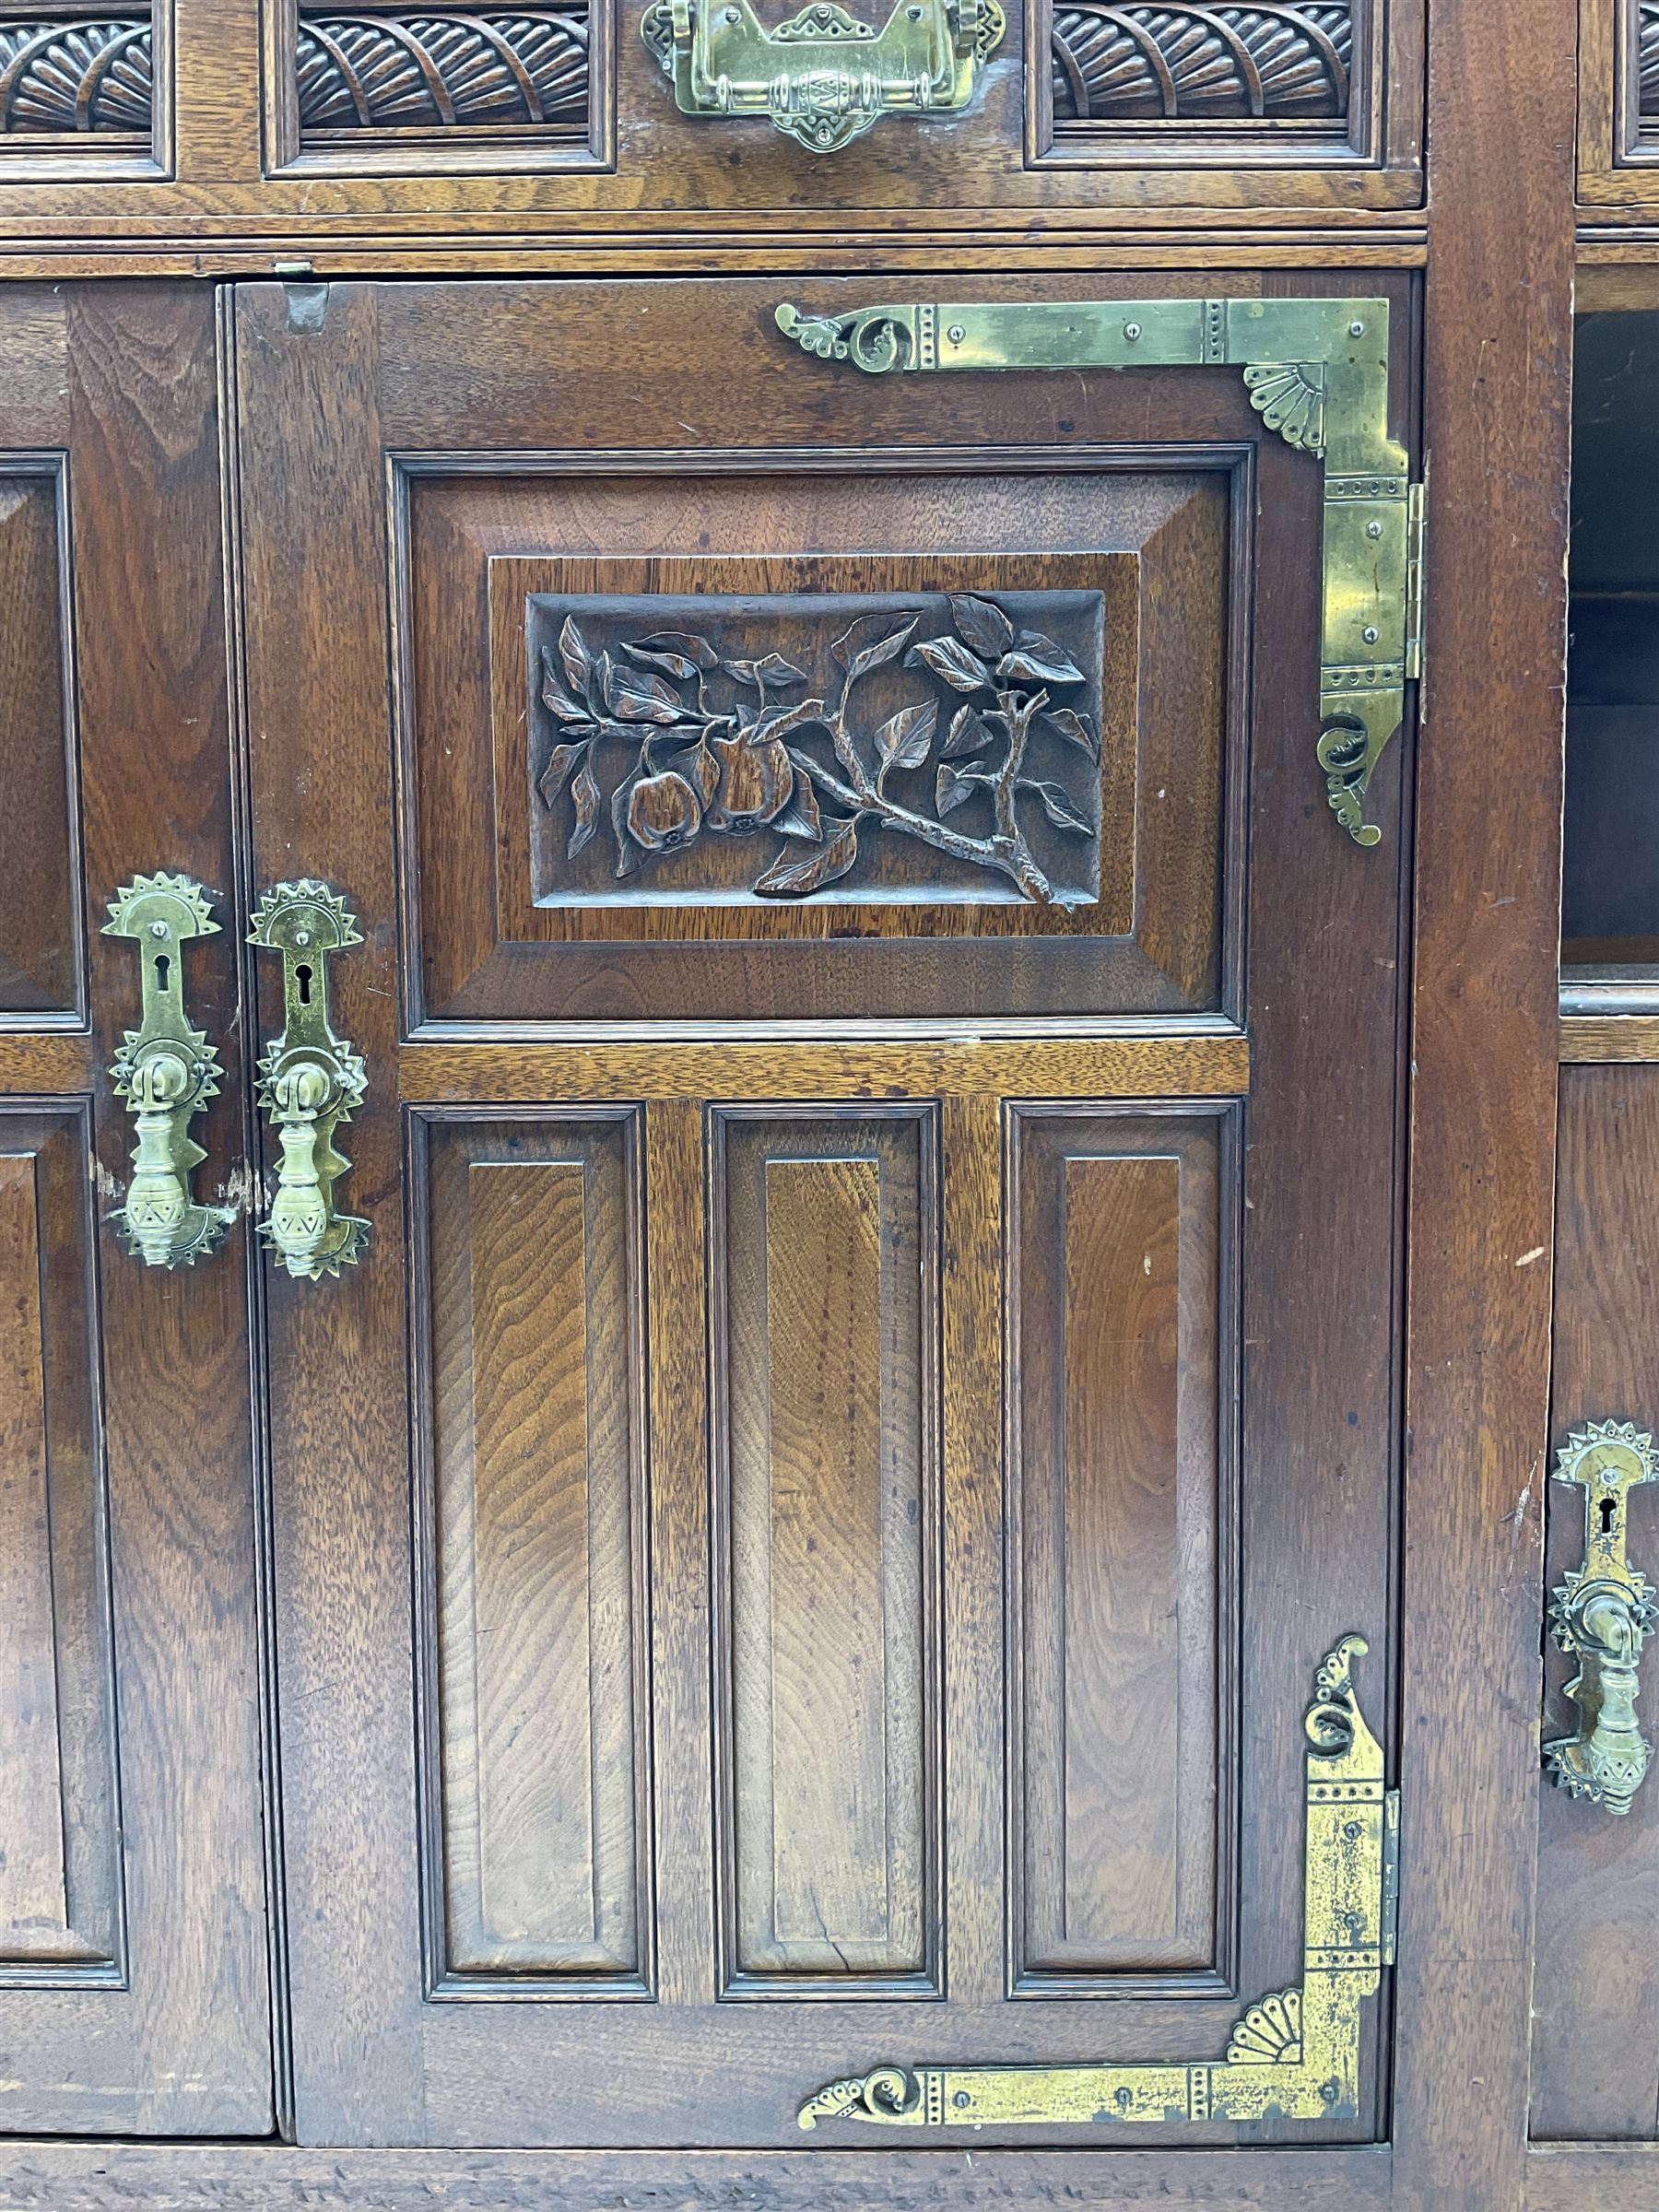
[233,273,1414,2150]
[0,286,274,2135]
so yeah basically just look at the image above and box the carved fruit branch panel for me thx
[529,590,1106,907]
[1051,1,1351,124]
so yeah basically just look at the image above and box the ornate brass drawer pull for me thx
[1546,1420,1657,1817]
[101,874,234,1270]
[774,293,1425,849]
[641,0,1005,152]
[249,880,369,1281]
[799,1634,1397,2129]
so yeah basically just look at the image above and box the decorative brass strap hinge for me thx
[642,0,1005,151]
[1546,1420,1657,1816]
[774,295,1422,848]
[798,1635,1396,2130]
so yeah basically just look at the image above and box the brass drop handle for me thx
[249,879,370,1281]
[640,0,1005,153]
[1546,1420,1658,1816]
[101,873,233,1269]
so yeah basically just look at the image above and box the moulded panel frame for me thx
[405,1100,658,2005]
[0,453,86,1030]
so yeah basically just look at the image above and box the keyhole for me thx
[153,953,171,994]
[1600,1495,1618,1537]
[296,961,313,1006]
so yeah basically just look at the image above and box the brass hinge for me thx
[1405,478,1427,686]
[798,1636,1395,2131]
[775,295,1422,849]
[1381,1786,1401,1966]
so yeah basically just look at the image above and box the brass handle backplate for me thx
[1547,1420,1657,1816]
[641,0,1005,152]
[101,873,233,1269]
[249,879,369,1281]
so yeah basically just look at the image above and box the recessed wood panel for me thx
[0,470,77,1017]
[418,1111,651,1993]
[1008,1105,1234,1994]
[712,1106,938,1994]
[1533,1066,1659,2140]
[406,472,1232,1023]
[0,1109,120,1980]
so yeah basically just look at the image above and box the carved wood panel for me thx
[294,3,589,141]
[416,1110,652,1994]
[1050,2,1351,124]
[406,474,1230,1023]
[530,587,1106,909]
[712,1106,939,1995]
[1007,1105,1236,1996]
[0,1107,121,1982]
[0,468,77,1016]
[0,7,150,137]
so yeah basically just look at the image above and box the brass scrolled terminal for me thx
[101,873,234,1269]
[1546,1420,1658,1816]
[248,879,369,1281]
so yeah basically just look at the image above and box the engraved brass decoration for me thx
[1546,1420,1658,1816]
[798,1634,1397,2129]
[640,0,1005,151]
[101,874,234,1270]
[774,294,1422,848]
[248,880,369,1281]
[535,593,1100,904]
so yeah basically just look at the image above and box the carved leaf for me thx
[755,816,859,897]
[605,660,686,722]
[624,642,704,681]
[831,612,920,680]
[667,740,723,806]
[610,775,642,878]
[729,652,810,688]
[1021,777,1092,834]
[949,593,1015,658]
[942,703,994,759]
[875,700,938,777]
[999,631,1086,686]
[908,635,992,692]
[559,615,596,704]
[775,775,823,841]
[540,647,593,721]
[936,761,992,817]
[629,629,719,674]
[1041,704,1099,755]
[567,759,601,858]
[538,737,589,806]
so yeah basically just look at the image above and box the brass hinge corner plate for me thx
[797,1634,1395,2132]
[774,294,1423,849]
[1405,478,1427,686]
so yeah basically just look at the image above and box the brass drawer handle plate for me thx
[1547,1420,1657,1816]
[800,1635,1397,2129]
[641,0,1005,151]
[101,873,234,1269]
[249,879,369,1281]
[776,293,1425,849]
